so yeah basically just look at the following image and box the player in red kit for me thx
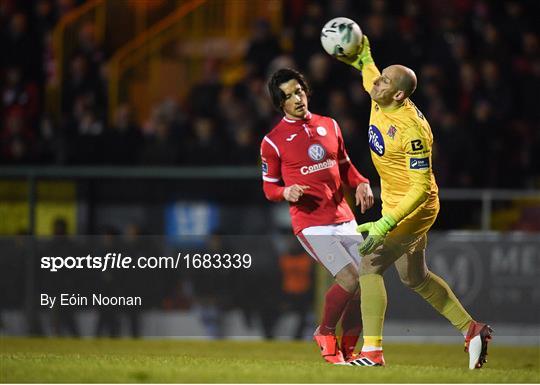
[261,68,374,363]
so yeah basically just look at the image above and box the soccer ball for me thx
[320,17,363,58]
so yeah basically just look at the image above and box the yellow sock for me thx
[360,274,386,349]
[412,271,473,333]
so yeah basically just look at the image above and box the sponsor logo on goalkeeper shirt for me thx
[410,157,430,169]
[300,159,337,175]
[368,125,385,156]
[411,139,424,151]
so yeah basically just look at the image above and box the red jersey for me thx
[261,112,369,234]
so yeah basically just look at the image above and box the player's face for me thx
[279,79,308,119]
[370,67,401,106]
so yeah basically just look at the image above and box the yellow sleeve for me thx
[349,59,380,94]
[360,62,380,94]
[346,36,380,93]
[385,123,432,222]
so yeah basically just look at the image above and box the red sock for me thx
[340,296,362,357]
[341,296,362,336]
[320,284,354,335]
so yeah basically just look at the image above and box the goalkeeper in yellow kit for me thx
[333,36,492,369]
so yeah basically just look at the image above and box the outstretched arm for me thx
[338,35,381,94]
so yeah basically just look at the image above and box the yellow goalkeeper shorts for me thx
[383,196,440,256]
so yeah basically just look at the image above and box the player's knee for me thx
[335,266,359,293]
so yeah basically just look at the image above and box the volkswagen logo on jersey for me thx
[368,125,385,156]
[308,144,326,161]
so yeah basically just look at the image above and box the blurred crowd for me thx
[1,0,539,188]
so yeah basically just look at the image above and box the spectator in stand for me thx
[1,107,35,163]
[216,84,254,141]
[140,116,179,165]
[476,60,512,121]
[56,0,77,19]
[393,3,426,71]
[42,31,58,90]
[33,0,57,38]
[72,21,107,108]
[1,12,40,80]
[480,23,509,62]
[228,124,258,165]
[182,117,222,165]
[63,54,97,114]
[362,13,394,67]
[457,62,479,118]
[70,106,104,164]
[1,66,39,126]
[245,19,282,78]
[305,53,333,115]
[101,103,142,165]
[0,0,537,188]
[291,2,325,70]
[75,22,105,70]
[188,58,222,119]
[327,89,350,124]
[514,31,539,120]
[243,75,274,127]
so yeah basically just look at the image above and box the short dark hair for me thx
[267,68,311,112]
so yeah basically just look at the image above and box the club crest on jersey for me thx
[262,161,268,174]
[316,126,327,136]
[368,125,385,156]
[308,144,326,161]
[387,125,397,139]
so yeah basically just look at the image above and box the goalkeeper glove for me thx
[356,215,397,255]
[338,35,374,70]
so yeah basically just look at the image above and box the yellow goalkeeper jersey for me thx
[361,62,439,223]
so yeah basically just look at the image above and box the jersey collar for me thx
[282,111,312,124]
[380,100,408,113]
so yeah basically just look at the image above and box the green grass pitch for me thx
[1,338,538,383]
